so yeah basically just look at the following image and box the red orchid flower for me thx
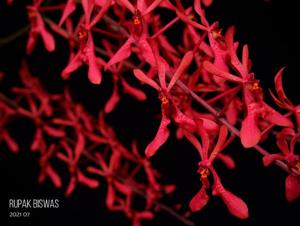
[38,144,62,188]
[101,41,147,113]
[188,124,248,219]
[203,27,293,148]
[87,152,134,211]
[0,102,19,153]
[15,93,65,152]
[26,4,55,54]
[270,67,300,130]
[133,50,194,157]
[104,70,147,113]
[194,0,229,84]
[263,128,300,202]
[59,0,114,27]
[62,0,102,84]
[105,0,166,69]
[14,60,60,117]
[130,140,176,209]
[57,139,100,196]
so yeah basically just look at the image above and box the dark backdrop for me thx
[1,0,299,226]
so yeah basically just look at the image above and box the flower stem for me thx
[166,73,300,177]
[0,25,29,47]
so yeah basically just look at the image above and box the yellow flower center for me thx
[199,167,210,178]
[78,30,87,40]
[161,96,169,105]
[212,29,222,40]
[246,81,260,91]
[294,161,300,172]
[28,11,36,19]
[133,18,141,25]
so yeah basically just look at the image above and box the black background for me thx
[1,0,299,226]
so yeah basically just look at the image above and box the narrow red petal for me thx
[78,170,100,188]
[217,153,236,169]
[46,165,62,188]
[59,0,76,26]
[263,103,293,127]
[274,67,290,103]
[225,26,248,78]
[168,51,193,91]
[62,53,83,80]
[121,78,147,101]
[74,132,85,162]
[44,125,65,137]
[105,82,120,113]
[105,37,133,69]
[87,33,102,84]
[31,128,43,151]
[145,113,170,158]
[203,61,243,83]
[133,69,160,90]
[3,130,19,153]
[139,38,156,67]
[40,27,55,52]
[209,125,228,163]
[106,183,115,208]
[263,154,285,167]
[65,176,76,196]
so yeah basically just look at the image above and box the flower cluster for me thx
[1,0,300,225]
[1,62,175,226]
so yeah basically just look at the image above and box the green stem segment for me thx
[0,26,29,47]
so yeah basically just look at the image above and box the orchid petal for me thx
[105,37,133,69]
[62,53,83,80]
[2,130,19,153]
[105,82,120,113]
[203,61,243,83]
[121,78,147,101]
[218,188,249,219]
[78,170,100,188]
[240,112,261,148]
[167,51,193,92]
[145,112,170,158]
[59,0,76,26]
[139,38,156,66]
[225,27,248,78]
[133,69,160,90]
[46,165,62,188]
[262,154,285,167]
[189,186,209,212]
[285,175,300,202]
[208,125,228,163]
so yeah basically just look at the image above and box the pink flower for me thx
[270,67,300,130]
[188,124,248,219]
[263,128,300,202]
[0,103,19,153]
[38,144,62,188]
[62,1,102,84]
[203,27,293,148]
[26,5,55,54]
[133,51,194,157]
[105,0,166,69]
[57,138,100,196]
